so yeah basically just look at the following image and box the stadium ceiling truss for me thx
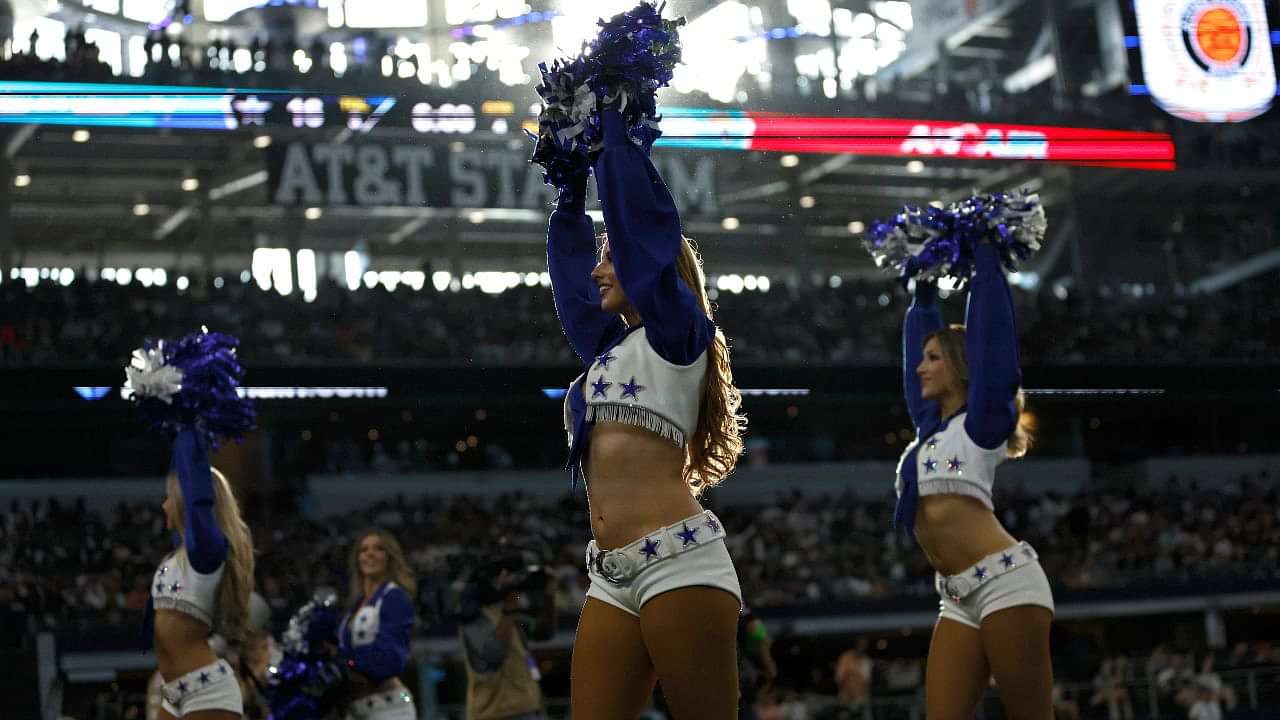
[1,0,1274,282]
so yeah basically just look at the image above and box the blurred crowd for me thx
[3,468,1276,652]
[2,272,1277,367]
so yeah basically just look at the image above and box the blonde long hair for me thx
[348,530,418,604]
[599,234,747,494]
[924,325,1033,458]
[167,468,255,642]
[675,238,747,493]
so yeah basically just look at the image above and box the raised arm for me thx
[903,282,944,430]
[547,171,626,364]
[593,108,712,365]
[963,244,1022,448]
[342,586,415,683]
[171,428,228,574]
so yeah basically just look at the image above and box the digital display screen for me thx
[1124,0,1280,122]
[0,81,1176,168]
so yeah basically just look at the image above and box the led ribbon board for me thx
[1133,0,1277,122]
[658,109,1177,170]
[0,82,1175,169]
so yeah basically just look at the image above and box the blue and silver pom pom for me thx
[529,2,684,191]
[124,328,255,448]
[864,190,1046,288]
[268,594,350,720]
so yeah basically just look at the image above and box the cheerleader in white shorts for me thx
[896,240,1056,719]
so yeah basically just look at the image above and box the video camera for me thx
[454,548,551,621]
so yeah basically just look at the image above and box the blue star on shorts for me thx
[641,538,661,559]
[677,523,699,546]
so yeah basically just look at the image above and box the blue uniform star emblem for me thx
[620,376,645,400]
[641,538,661,559]
[199,672,210,685]
[947,456,964,472]
[973,566,988,580]
[922,458,938,473]
[677,523,699,546]
[595,352,616,370]
[591,376,611,399]
[926,437,938,449]
[1000,553,1015,568]
[177,681,188,694]
[705,516,721,534]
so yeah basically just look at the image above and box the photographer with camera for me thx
[458,555,558,720]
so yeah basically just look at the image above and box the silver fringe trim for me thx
[587,403,686,447]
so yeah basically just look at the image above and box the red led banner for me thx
[747,117,1177,170]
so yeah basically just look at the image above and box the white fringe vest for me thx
[563,327,707,449]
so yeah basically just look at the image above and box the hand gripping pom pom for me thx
[268,594,351,720]
[528,2,685,191]
[863,190,1046,288]
[123,329,256,448]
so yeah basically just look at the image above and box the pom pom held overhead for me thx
[863,190,1047,288]
[124,328,256,448]
[528,2,685,191]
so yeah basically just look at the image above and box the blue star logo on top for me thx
[705,516,721,534]
[199,672,210,686]
[641,537,661,559]
[926,436,939,449]
[922,458,938,473]
[973,565,988,580]
[595,352,616,370]
[620,377,646,400]
[591,377,611,399]
[1000,553,1015,568]
[947,457,964,472]
[677,523,699,546]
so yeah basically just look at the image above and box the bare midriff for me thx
[154,610,219,681]
[585,422,702,550]
[912,494,1020,577]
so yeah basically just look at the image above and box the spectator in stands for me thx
[1090,656,1134,720]
[1186,678,1223,720]
[1194,655,1236,710]
[833,638,872,712]
[1157,653,1197,709]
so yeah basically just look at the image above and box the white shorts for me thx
[159,659,242,717]
[345,688,417,720]
[584,510,743,617]
[936,542,1055,629]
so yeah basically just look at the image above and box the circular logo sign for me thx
[1181,0,1253,75]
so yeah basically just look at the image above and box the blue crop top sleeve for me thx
[593,108,712,366]
[903,282,944,431]
[962,244,1023,448]
[171,428,228,574]
[548,175,627,365]
[341,585,415,683]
